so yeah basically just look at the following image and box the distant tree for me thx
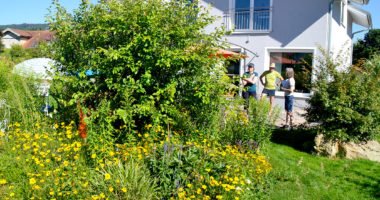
[0,23,49,31]
[353,29,380,64]
[0,31,4,53]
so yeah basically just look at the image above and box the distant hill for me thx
[0,23,49,31]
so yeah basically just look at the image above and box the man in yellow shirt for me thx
[260,63,284,109]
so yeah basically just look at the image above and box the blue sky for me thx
[0,0,378,40]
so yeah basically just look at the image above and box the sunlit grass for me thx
[264,142,380,200]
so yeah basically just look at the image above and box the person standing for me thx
[260,63,284,110]
[281,68,295,128]
[242,63,258,102]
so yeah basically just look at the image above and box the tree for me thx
[48,0,227,143]
[0,31,4,53]
[353,29,380,64]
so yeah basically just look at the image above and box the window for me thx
[226,59,242,88]
[233,0,271,31]
[269,52,313,93]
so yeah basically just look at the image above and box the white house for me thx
[200,0,372,99]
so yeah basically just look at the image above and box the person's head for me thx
[286,68,294,78]
[247,63,255,72]
[269,63,276,71]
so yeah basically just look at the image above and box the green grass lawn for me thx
[263,131,380,200]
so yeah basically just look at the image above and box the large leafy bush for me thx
[306,53,380,142]
[48,0,227,143]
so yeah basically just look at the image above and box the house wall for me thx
[330,0,352,68]
[202,0,331,96]
[1,32,26,48]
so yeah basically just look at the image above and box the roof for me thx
[347,4,372,28]
[349,0,369,5]
[2,28,54,48]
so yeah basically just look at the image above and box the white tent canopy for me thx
[13,58,56,80]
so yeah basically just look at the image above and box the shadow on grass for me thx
[350,166,380,198]
[270,127,318,153]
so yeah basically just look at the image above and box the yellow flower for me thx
[122,187,127,193]
[186,183,193,188]
[91,154,97,159]
[10,193,14,197]
[0,179,7,185]
[201,185,207,190]
[109,187,114,192]
[216,195,223,200]
[104,173,111,180]
[205,168,211,172]
[196,188,202,194]
[29,178,37,185]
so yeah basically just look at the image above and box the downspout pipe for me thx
[327,0,335,55]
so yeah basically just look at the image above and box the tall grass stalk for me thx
[0,61,44,131]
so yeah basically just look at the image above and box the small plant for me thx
[219,98,279,149]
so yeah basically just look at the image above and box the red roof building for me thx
[1,28,54,49]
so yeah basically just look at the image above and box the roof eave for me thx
[1,28,21,37]
[349,0,370,5]
[348,4,372,28]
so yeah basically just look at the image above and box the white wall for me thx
[1,32,25,48]
[202,0,331,93]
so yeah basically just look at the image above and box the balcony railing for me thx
[223,7,272,32]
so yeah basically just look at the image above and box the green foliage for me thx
[93,159,157,200]
[219,98,279,148]
[47,0,227,143]
[143,134,272,199]
[0,32,4,53]
[0,61,44,130]
[306,53,380,142]
[353,29,380,64]
[1,44,48,63]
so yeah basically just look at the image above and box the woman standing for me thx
[281,68,295,129]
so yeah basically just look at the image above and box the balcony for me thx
[223,7,272,33]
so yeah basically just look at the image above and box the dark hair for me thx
[248,63,255,68]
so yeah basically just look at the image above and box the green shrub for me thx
[143,135,272,199]
[306,53,380,142]
[0,61,45,130]
[47,0,228,145]
[219,98,279,148]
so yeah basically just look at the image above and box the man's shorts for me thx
[262,89,276,97]
[243,91,257,100]
[285,95,294,112]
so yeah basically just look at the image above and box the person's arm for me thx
[289,78,295,92]
[244,74,257,84]
[259,73,265,86]
[276,72,284,87]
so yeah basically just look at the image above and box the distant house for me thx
[1,28,54,49]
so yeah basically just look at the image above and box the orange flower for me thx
[77,101,87,139]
